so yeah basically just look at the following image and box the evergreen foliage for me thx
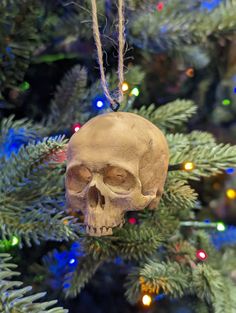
[45,66,89,133]
[127,0,236,51]
[1,1,236,311]
[1,99,236,312]
[0,0,42,91]
[0,253,68,313]
[0,129,77,246]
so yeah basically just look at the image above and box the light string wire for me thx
[91,0,125,111]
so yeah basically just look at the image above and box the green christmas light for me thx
[19,81,30,91]
[222,99,231,106]
[131,87,140,97]
[217,222,226,232]
[11,236,19,246]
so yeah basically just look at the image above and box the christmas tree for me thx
[1,1,236,312]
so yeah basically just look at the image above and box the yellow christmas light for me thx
[226,188,236,200]
[121,82,129,92]
[142,294,152,306]
[183,161,195,171]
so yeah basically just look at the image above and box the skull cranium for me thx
[66,112,169,236]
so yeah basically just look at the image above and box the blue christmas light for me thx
[63,283,70,289]
[114,257,123,265]
[69,258,76,265]
[96,100,104,108]
[93,95,107,110]
[211,225,236,249]
[200,0,222,11]
[226,168,235,175]
[0,128,32,159]
[155,294,165,301]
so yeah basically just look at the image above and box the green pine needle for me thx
[132,100,196,131]
[0,253,68,313]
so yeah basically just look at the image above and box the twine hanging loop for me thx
[91,0,125,111]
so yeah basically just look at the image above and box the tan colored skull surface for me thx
[66,112,169,236]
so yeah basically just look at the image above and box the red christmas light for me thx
[196,249,208,261]
[73,123,82,133]
[128,217,137,225]
[156,2,164,11]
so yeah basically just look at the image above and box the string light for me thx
[11,236,19,246]
[217,222,226,232]
[19,81,30,91]
[196,249,208,261]
[183,161,195,171]
[156,2,164,11]
[185,68,195,78]
[121,82,129,92]
[200,0,223,11]
[226,188,236,200]
[130,87,140,97]
[226,168,235,175]
[96,100,104,108]
[69,258,76,265]
[155,293,165,301]
[222,99,231,106]
[128,217,137,225]
[73,123,82,133]
[142,294,152,306]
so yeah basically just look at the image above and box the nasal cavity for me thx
[88,186,100,208]
[88,186,106,208]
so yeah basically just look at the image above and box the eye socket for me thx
[103,166,136,192]
[66,165,92,193]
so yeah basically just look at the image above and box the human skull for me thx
[66,112,169,236]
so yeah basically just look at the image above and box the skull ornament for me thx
[66,112,169,236]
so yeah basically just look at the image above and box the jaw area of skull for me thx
[83,177,155,237]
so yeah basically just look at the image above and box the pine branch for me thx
[0,115,43,159]
[45,66,89,133]
[196,231,221,269]
[63,254,103,298]
[127,0,236,52]
[162,178,198,211]
[139,208,180,238]
[125,261,189,303]
[169,143,236,180]
[192,264,233,313]
[113,224,165,260]
[82,221,175,262]
[0,115,41,144]
[0,211,77,246]
[167,131,216,153]
[125,260,236,312]
[0,253,68,313]
[0,136,78,245]
[132,100,196,131]
[0,1,43,90]
[1,136,67,192]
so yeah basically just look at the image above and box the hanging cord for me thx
[91,0,125,111]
